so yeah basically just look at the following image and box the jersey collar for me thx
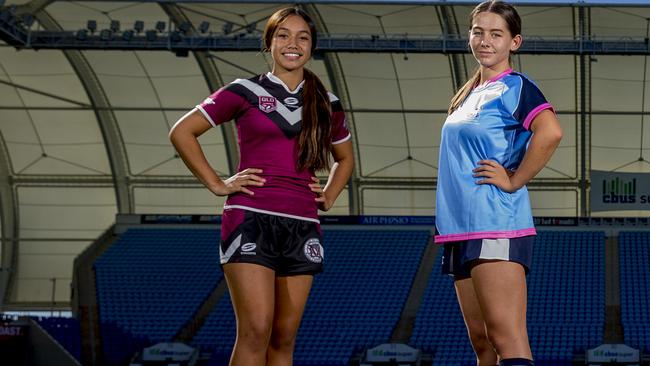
[265,72,305,94]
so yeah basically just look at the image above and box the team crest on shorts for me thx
[303,238,324,263]
[258,96,277,113]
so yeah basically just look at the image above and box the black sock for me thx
[499,358,534,366]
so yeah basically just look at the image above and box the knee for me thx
[236,318,272,351]
[269,321,299,351]
[468,329,495,357]
[485,327,524,355]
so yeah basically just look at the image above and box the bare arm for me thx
[169,109,265,196]
[473,109,563,192]
[309,140,355,211]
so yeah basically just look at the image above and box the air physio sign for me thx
[590,170,650,212]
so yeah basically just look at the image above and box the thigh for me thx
[455,277,488,337]
[272,275,313,334]
[470,260,528,330]
[224,263,276,330]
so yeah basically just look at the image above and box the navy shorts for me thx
[441,236,534,280]
[219,208,324,276]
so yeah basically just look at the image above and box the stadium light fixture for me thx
[122,29,134,41]
[0,9,9,22]
[134,20,144,33]
[155,21,165,33]
[178,21,190,34]
[222,22,233,35]
[199,21,209,34]
[76,29,87,41]
[110,20,119,33]
[21,14,34,27]
[87,20,97,33]
[99,29,111,41]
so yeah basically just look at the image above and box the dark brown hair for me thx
[448,1,522,114]
[263,7,333,171]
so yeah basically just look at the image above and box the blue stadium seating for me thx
[35,317,82,361]
[411,231,605,366]
[619,231,650,353]
[94,228,222,366]
[191,229,431,366]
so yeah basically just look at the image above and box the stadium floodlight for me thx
[122,29,134,41]
[87,20,97,33]
[134,20,144,33]
[145,29,156,41]
[110,20,119,33]
[222,22,233,35]
[99,29,111,41]
[76,29,87,41]
[178,21,190,34]
[155,21,165,33]
[198,21,209,34]
[21,14,34,27]
[0,9,10,22]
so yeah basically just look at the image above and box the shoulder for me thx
[327,91,344,112]
[503,71,543,93]
[223,75,263,91]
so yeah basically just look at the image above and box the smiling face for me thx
[469,11,521,72]
[270,15,312,74]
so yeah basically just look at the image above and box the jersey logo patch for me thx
[304,238,324,263]
[259,96,277,113]
[284,97,299,106]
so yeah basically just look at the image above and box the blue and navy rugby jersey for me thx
[435,69,554,243]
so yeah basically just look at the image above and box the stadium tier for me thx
[94,228,223,366]
[619,231,650,353]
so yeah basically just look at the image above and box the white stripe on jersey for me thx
[223,205,321,224]
[332,133,352,145]
[232,78,303,126]
[194,106,217,128]
[220,233,243,264]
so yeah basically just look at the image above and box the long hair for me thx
[448,1,522,114]
[263,7,333,172]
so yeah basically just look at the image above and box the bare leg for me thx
[455,277,499,366]
[267,275,313,366]
[224,263,276,366]
[471,261,532,360]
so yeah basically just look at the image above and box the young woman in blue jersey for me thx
[435,1,562,366]
[169,7,354,366]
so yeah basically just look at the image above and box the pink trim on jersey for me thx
[333,133,352,145]
[434,227,537,244]
[523,102,554,130]
[488,68,513,83]
[195,106,217,128]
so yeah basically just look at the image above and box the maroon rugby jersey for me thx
[196,72,351,223]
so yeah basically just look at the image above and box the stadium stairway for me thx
[72,225,119,366]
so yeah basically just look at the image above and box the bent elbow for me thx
[552,127,563,144]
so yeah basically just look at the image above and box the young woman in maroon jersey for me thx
[170,7,354,365]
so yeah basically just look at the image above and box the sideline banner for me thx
[590,170,650,212]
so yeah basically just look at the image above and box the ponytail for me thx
[448,69,480,114]
[298,68,332,172]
